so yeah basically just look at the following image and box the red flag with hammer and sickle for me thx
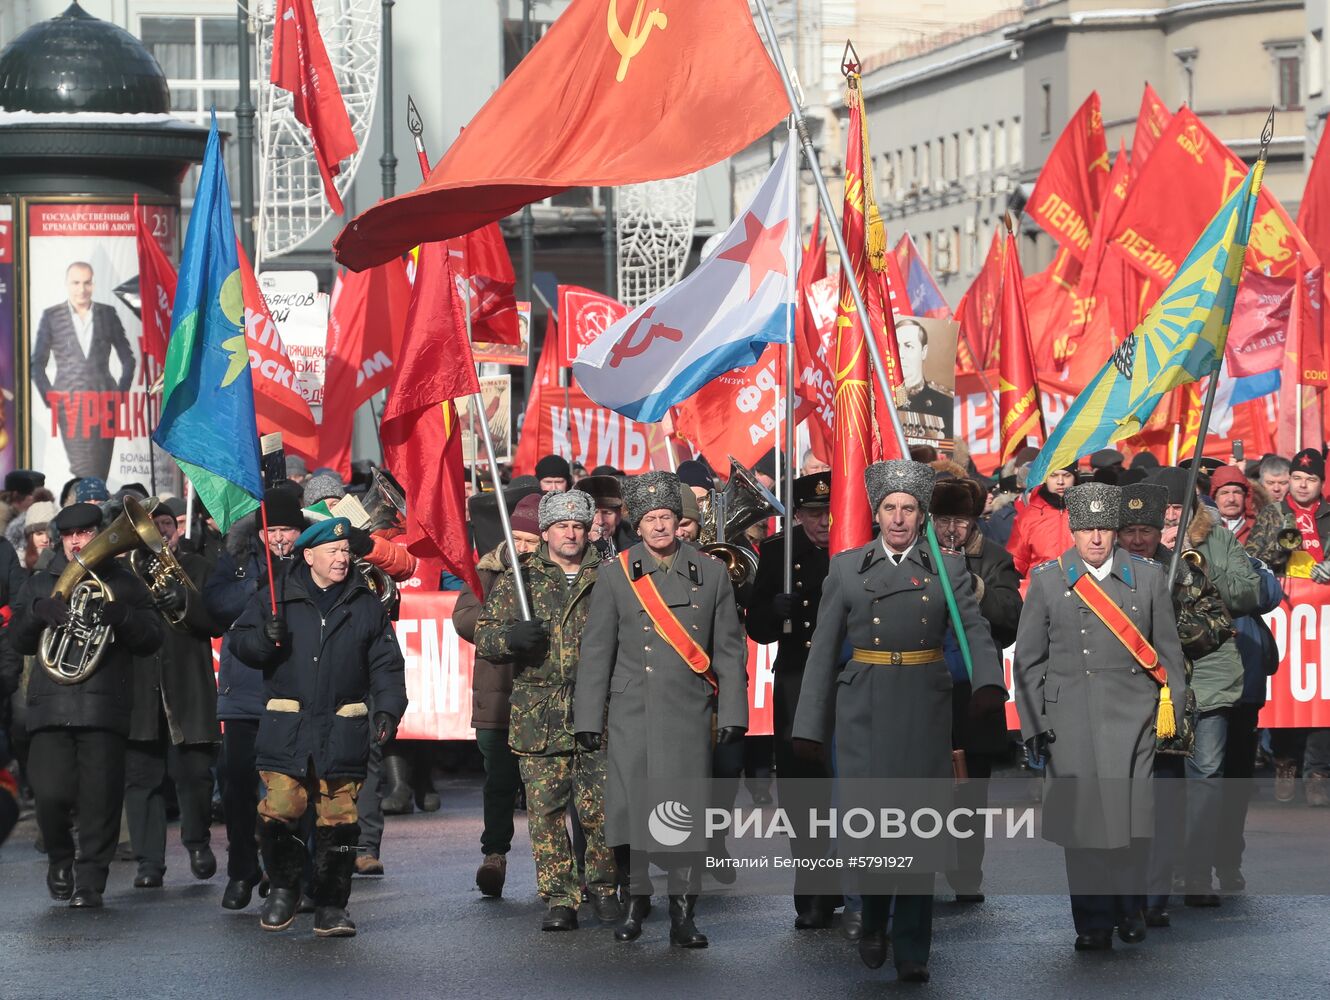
[333,0,788,270]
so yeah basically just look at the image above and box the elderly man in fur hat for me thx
[474,490,618,932]
[573,471,748,950]
[1014,482,1186,952]
[792,460,1006,983]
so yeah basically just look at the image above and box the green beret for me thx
[295,517,352,551]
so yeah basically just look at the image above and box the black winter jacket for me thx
[9,554,164,735]
[230,562,407,780]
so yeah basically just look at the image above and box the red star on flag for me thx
[718,211,789,298]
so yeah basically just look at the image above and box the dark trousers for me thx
[773,734,835,912]
[1065,838,1149,933]
[946,755,994,896]
[358,735,386,857]
[1216,701,1261,874]
[219,719,260,880]
[1147,754,1186,907]
[860,873,935,965]
[28,728,126,892]
[124,730,215,874]
[476,728,521,856]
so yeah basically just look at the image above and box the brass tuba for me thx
[698,458,785,593]
[39,497,196,686]
[357,560,399,610]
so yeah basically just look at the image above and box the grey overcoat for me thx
[1013,547,1186,849]
[573,540,748,850]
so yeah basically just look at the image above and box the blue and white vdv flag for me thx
[573,139,797,422]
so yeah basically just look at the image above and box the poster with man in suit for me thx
[25,203,170,489]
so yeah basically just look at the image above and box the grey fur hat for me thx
[538,490,595,531]
[1066,482,1122,532]
[1119,482,1167,529]
[302,472,346,507]
[623,471,684,526]
[865,460,936,515]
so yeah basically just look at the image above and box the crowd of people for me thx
[0,437,1323,981]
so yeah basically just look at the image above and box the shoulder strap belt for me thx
[1061,558,1164,685]
[618,551,717,694]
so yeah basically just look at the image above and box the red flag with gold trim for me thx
[956,226,1005,370]
[1026,92,1110,263]
[1131,83,1172,175]
[381,242,481,595]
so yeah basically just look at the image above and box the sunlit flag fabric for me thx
[1027,157,1265,487]
[152,116,262,532]
[572,141,796,422]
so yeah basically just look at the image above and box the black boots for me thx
[615,895,652,941]
[47,863,73,901]
[380,752,414,815]
[222,873,262,910]
[257,817,306,932]
[312,823,359,938]
[668,894,708,948]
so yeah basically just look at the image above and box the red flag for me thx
[1026,92,1111,262]
[797,275,839,459]
[956,227,1006,369]
[672,344,792,470]
[1110,107,1317,285]
[133,198,176,367]
[447,222,520,345]
[271,0,358,214]
[381,242,482,595]
[893,233,952,320]
[997,227,1045,464]
[1300,123,1330,265]
[829,75,901,554]
[235,244,320,461]
[334,0,787,269]
[318,257,412,477]
[1131,83,1172,175]
[1224,272,1293,378]
[795,215,827,357]
[557,285,629,367]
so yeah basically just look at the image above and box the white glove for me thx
[1311,559,1330,584]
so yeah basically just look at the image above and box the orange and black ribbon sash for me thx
[1062,559,1164,685]
[619,551,717,694]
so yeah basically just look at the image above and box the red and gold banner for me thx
[956,226,1005,370]
[1130,82,1172,176]
[997,227,1045,463]
[1026,92,1110,262]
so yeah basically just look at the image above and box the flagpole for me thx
[1166,109,1275,587]
[754,7,975,675]
[782,125,802,634]
[410,104,531,620]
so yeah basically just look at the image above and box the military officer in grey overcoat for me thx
[1014,482,1186,952]
[792,460,1006,984]
[573,472,748,949]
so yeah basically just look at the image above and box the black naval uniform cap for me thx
[792,472,831,510]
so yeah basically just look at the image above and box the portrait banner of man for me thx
[24,203,174,488]
[894,315,959,448]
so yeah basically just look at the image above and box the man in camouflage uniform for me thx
[475,491,617,931]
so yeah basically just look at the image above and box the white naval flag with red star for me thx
[572,139,797,422]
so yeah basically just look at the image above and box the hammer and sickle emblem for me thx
[607,308,683,368]
[607,0,667,83]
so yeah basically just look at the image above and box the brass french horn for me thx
[39,497,196,686]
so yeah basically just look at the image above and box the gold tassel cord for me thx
[1156,685,1177,739]
[849,73,888,274]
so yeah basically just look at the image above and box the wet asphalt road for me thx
[3,775,1329,1000]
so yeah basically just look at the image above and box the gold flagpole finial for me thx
[1259,106,1275,162]
[840,40,860,79]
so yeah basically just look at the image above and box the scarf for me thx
[1287,496,1325,561]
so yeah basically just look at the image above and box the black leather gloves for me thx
[1024,730,1055,767]
[155,581,188,615]
[264,615,290,648]
[374,711,398,745]
[717,726,746,745]
[575,731,603,752]
[771,593,797,618]
[33,597,69,628]
[348,528,374,559]
[507,620,549,656]
[968,684,1007,719]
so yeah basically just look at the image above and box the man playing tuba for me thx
[8,502,164,908]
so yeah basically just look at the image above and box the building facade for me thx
[859,0,1309,303]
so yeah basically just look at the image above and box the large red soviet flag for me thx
[1025,92,1110,263]
[334,0,787,269]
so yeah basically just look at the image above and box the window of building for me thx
[1265,41,1304,109]
[140,15,251,208]
[964,217,978,273]
[994,121,1007,169]
[1010,116,1023,168]
[924,232,934,270]
[1040,82,1052,136]
[503,18,554,77]
[921,140,933,189]
[950,226,961,274]
[980,124,993,173]
[949,133,960,182]
[963,130,977,178]
[908,145,918,190]
[1175,48,1198,107]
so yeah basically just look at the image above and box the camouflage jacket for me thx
[474,543,600,755]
